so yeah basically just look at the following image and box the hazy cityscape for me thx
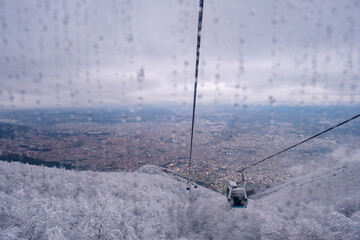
[1,106,359,193]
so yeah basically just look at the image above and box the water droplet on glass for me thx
[121,111,127,123]
[239,36,245,45]
[63,14,69,25]
[215,73,220,80]
[137,68,144,83]
[272,17,278,25]
[272,36,279,43]
[268,95,276,105]
[126,34,133,42]
[326,25,334,35]
[135,130,141,138]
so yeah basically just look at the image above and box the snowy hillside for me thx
[1,149,360,240]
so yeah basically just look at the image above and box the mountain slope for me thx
[251,161,360,239]
[1,154,360,240]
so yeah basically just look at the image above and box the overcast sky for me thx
[0,0,360,110]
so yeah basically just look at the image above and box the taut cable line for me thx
[218,113,360,179]
[188,0,204,187]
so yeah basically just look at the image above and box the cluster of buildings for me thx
[0,117,351,193]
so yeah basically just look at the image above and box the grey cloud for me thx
[0,0,359,109]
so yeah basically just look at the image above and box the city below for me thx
[1,105,359,194]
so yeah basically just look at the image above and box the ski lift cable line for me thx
[219,113,360,179]
[188,0,204,185]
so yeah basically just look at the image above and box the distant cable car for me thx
[226,171,248,208]
[186,181,198,190]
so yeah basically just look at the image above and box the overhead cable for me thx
[188,0,204,185]
[218,113,360,179]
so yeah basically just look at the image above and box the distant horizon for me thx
[1,103,360,112]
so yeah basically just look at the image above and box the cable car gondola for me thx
[226,171,248,208]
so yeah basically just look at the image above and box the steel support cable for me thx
[218,113,360,179]
[188,0,204,185]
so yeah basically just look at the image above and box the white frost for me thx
[0,148,360,239]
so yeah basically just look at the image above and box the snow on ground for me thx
[1,148,360,239]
